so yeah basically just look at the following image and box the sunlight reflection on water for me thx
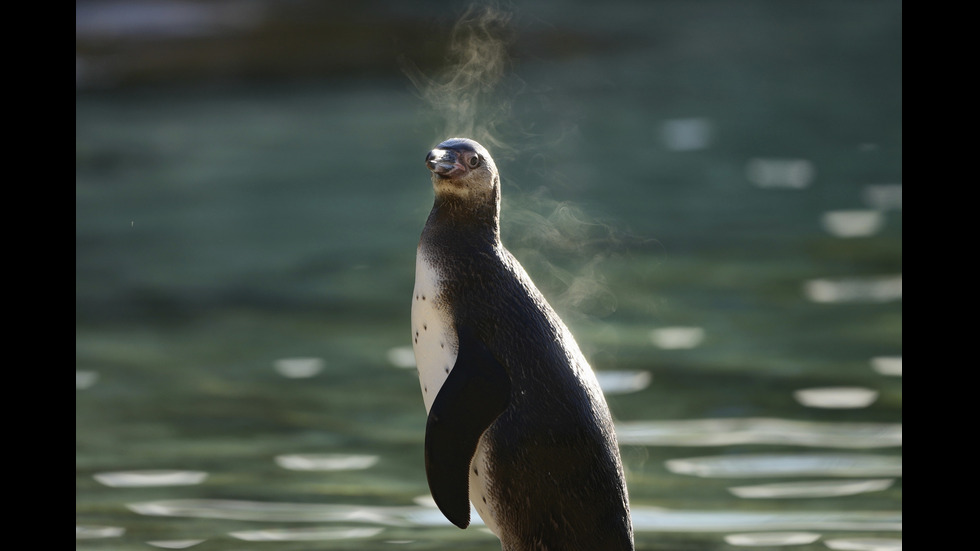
[825,538,903,550]
[127,499,446,526]
[728,478,894,499]
[386,346,417,368]
[804,275,902,303]
[595,370,652,395]
[863,184,903,211]
[821,210,884,238]
[724,532,820,546]
[146,539,205,549]
[230,526,384,541]
[871,356,902,376]
[124,498,899,533]
[745,158,815,189]
[76,525,125,539]
[630,507,900,532]
[75,370,98,389]
[94,470,208,487]
[793,387,880,409]
[615,418,901,448]
[275,453,379,471]
[660,117,713,151]
[273,357,325,378]
[665,453,902,478]
[649,327,705,349]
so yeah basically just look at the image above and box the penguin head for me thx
[425,138,500,206]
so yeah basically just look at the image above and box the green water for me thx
[76,2,901,550]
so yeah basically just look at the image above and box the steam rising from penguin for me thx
[411,137,635,550]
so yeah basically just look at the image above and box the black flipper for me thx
[424,323,511,529]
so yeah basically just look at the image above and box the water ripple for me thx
[724,532,820,546]
[275,454,379,471]
[273,357,325,378]
[615,418,901,448]
[803,275,902,303]
[631,506,900,532]
[825,537,902,550]
[596,370,651,395]
[76,525,124,539]
[94,470,208,487]
[146,540,205,549]
[230,527,383,541]
[871,356,902,376]
[863,184,902,211]
[386,346,416,368]
[126,499,900,533]
[665,453,902,478]
[76,370,99,389]
[793,387,879,409]
[127,499,443,527]
[649,327,705,349]
[745,158,815,189]
[728,478,894,499]
[821,210,884,238]
[661,117,713,151]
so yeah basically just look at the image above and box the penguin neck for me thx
[425,193,501,249]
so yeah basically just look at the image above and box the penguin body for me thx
[412,138,633,550]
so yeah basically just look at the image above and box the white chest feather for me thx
[411,248,502,536]
[411,249,458,413]
[469,437,501,535]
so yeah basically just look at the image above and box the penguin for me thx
[411,137,634,550]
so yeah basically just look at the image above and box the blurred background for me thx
[76,1,902,550]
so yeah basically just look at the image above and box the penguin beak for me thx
[426,149,466,178]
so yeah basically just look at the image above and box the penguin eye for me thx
[467,154,480,168]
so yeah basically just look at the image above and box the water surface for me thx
[77,2,901,549]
